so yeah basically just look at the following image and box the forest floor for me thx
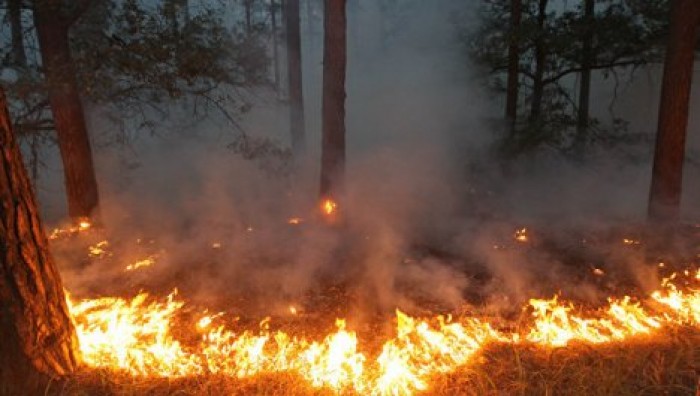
[47,221,700,396]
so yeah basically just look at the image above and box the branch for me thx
[543,60,646,85]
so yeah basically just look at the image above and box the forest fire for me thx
[65,268,700,395]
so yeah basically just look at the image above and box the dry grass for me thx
[48,327,698,396]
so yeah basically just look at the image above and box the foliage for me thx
[468,0,670,156]
[1,0,270,140]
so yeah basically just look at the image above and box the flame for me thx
[48,219,93,240]
[514,227,528,243]
[88,240,110,258]
[125,256,157,271]
[66,269,699,395]
[321,199,338,217]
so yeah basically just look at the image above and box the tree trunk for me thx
[33,4,100,221]
[320,0,347,199]
[0,88,78,396]
[245,0,253,34]
[271,0,281,93]
[9,0,27,68]
[575,0,595,149]
[287,0,306,155]
[648,0,700,223]
[505,0,521,128]
[530,0,548,121]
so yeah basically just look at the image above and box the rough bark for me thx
[320,0,346,199]
[287,0,307,155]
[9,0,27,67]
[575,0,595,149]
[530,0,548,121]
[33,1,100,221]
[505,0,521,127]
[0,89,78,396]
[648,0,700,223]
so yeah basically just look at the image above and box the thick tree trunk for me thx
[575,0,595,149]
[287,0,306,155]
[33,4,100,221]
[648,0,700,223]
[0,88,78,396]
[9,0,27,67]
[530,0,547,121]
[320,0,346,199]
[505,0,521,128]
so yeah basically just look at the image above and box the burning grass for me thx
[47,223,700,395]
[56,328,699,395]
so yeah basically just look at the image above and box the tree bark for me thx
[648,0,700,223]
[33,2,100,221]
[320,0,346,200]
[530,0,548,121]
[287,0,307,155]
[575,0,595,149]
[9,0,27,68]
[0,88,78,396]
[505,0,521,128]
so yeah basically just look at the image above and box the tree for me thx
[529,0,548,121]
[471,0,665,155]
[575,0,595,150]
[33,0,101,221]
[8,0,27,67]
[270,0,281,92]
[0,87,78,395]
[647,0,700,223]
[505,0,522,127]
[320,0,347,202]
[287,0,306,155]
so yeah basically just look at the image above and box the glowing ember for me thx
[514,227,528,243]
[125,256,157,271]
[288,217,304,225]
[48,220,93,240]
[66,269,699,395]
[321,199,338,216]
[88,240,110,258]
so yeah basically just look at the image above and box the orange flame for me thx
[321,199,338,217]
[66,269,699,395]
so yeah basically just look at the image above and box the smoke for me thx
[36,0,700,320]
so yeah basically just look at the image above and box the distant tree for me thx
[320,0,347,202]
[287,0,306,155]
[470,0,666,155]
[575,0,595,151]
[0,87,78,395]
[8,0,27,67]
[505,0,522,128]
[529,0,548,122]
[270,0,281,92]
[647,0,700,223]
[33,0,101,221]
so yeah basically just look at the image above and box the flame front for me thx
[68,269,699,395]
